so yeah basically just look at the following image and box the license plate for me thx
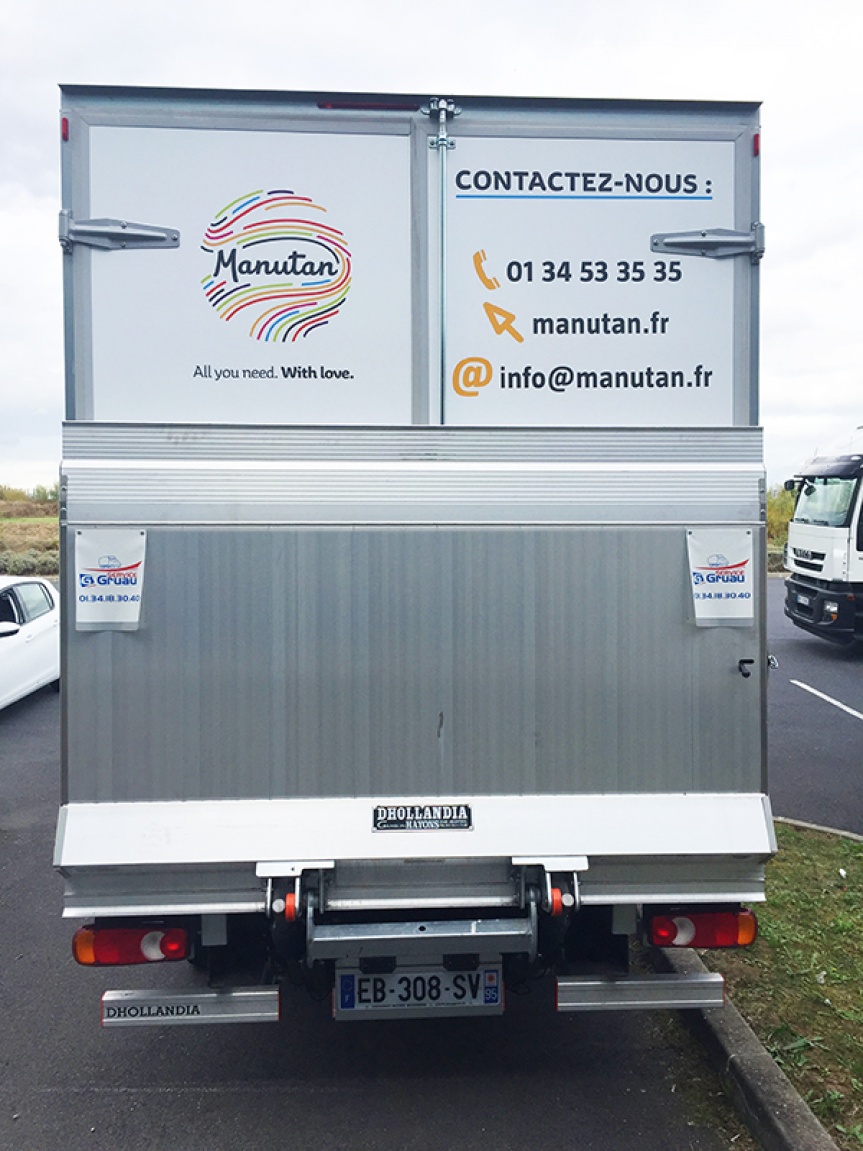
[334,965,504,1019]
[796,593,811,606]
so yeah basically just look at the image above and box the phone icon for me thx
[473,249,500,291]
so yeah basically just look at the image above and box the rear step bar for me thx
[101,987,280,1027]
[100,970,724,1025]
[556,971,725,1011]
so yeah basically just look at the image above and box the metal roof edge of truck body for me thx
[57,86,770,1024]
[61,82,760,114]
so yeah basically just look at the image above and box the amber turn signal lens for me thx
[72,926,98,965]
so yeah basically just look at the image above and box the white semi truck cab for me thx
[784,430,863,645]
[55,86,773,1027]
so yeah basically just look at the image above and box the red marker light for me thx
[61,116,70,142]
[753,132,760,157]
[318,101,421,112]
[157,928,189,960]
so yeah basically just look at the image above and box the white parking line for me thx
[790,680,863,722]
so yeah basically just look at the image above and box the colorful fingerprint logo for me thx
[201,189,351,342]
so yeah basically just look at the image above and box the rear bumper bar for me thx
[784,575,859,644]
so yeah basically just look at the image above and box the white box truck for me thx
[55,87,773,1025]
[784,427,863,644]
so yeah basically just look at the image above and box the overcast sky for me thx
[2,0,861,488]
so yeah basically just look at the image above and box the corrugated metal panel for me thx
[63,462,762,526]
[63,422,763,463]
[63,525,763,804]
[62,426,764,524]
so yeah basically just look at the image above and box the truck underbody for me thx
[62,799,768,1023]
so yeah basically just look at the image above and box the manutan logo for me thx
[201,189,352,342]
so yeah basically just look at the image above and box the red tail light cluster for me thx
[73,925,188,966]
[648,909,758,949]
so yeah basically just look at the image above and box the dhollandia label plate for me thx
[373,803,473,831]
[101,987,280,1026]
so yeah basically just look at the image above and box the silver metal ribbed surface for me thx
[63,524,763,804]
[63,422,763,462]
[62,432,763,526]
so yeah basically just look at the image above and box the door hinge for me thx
[650,223,765,263]
[59,210,181,252]
[423,97,461,150]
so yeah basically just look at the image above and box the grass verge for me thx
[704,822,863,1149]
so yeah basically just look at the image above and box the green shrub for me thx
[0,549,60,576]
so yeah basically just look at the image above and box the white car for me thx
[0,576,60,710]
